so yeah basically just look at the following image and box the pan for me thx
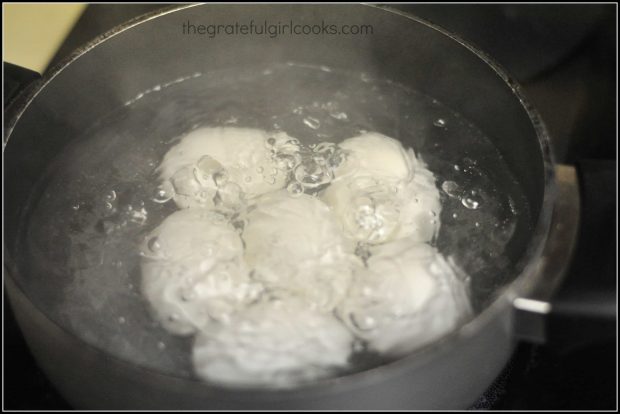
[4,4,586,409]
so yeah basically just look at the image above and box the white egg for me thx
[158,127,300,209]
[243,190,356,311]
[140,208,260,335]
[393,164,442,242]
[337,238,471,357]
[335,132,413,180]
[322,134,440,245]
[192,295,353,387]
[322,175,402,244]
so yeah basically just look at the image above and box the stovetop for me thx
[4,4,616,410]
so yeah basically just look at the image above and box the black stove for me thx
[4,4,616,410]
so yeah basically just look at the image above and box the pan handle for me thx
[4,62,41,143]
[4,62,41,108]
[513,163,616,352]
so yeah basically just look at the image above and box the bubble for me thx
[274,153,301,171]
[244,176,252,183]
[441,180,460,197]
[303,117,321,130]
[454,164,461,171]
[105,190,117,202]
[355,204,377,228]
[195,155,225,186]
[461,197,480,210]
[118,316,126,324]
[327,149,348,170]
[286,138,300,146]
[287,182,304,197]
[433,118,446,128]
[294,158,333,189]
[128,207,148,225]
[346,190,400,244]
[313,142,336,155]
[330,112,348,121]
[153,182,174,203]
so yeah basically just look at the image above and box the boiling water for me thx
[17,63,531,381]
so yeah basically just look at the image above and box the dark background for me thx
[4,4,617,410]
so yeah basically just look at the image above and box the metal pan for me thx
[4,4,579,409]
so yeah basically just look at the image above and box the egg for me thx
[158,127,300,209]
[322,133,440,245]
[337,238,471,356]
[243,190,357,311]
[394,165,442,243]
[140,208,261,335]
[335,132,413,180]
[192,295,353,387]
